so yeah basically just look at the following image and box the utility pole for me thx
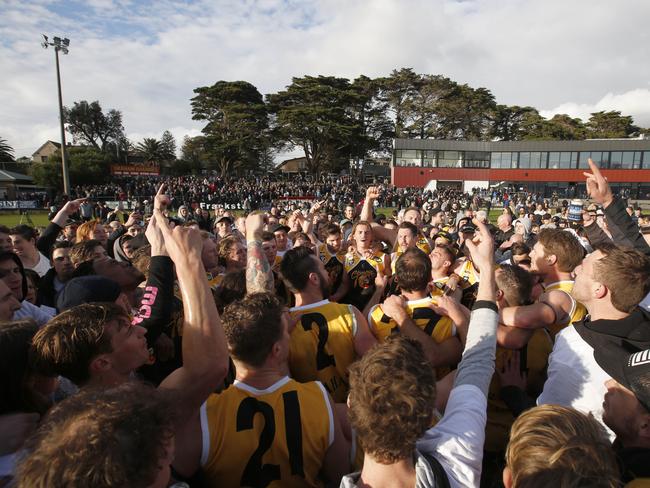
[41,35,71,195]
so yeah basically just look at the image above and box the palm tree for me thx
[136,138,163,164]
[0,137,15,162]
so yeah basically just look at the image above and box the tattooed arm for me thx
[246,212,275,294]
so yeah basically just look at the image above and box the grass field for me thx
[0,207,506,228]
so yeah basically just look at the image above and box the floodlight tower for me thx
[41,35,71,195]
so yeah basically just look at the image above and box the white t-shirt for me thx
[416,384,487,488]
[27,252,51,278]
[537,325,614,439]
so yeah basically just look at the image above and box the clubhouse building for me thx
[391,138,650,198]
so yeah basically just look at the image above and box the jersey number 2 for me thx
[301,312,336,370]
[236,391,304,487]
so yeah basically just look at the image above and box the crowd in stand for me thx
[0,158,649,488]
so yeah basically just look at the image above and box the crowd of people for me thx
[0,158,649,487]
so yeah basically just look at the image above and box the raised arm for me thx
[157,212,228,420]
[246,212,274,294]
[453,218,497,394]
[133,185,174,348]
[585,158,650,254]
[37,198,84,255]
[361,186,396,246]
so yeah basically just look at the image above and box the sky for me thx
[1,0,649,160]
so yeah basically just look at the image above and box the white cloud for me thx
[541,89,650,127]
[1,0,650,161]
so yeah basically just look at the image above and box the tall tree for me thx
[348,75,394,159]
[435,84,497,140]
[268,75,363,175]
[0,137,15,161]
[191,80,268,177]
[136,138,163,164]
[491,105,544,140]
[63,100,125,151]
[587,111,639,138]
[377,68,421,138]
[160,130,177,162]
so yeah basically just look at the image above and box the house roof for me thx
[0,170,34,182]
[276,156,307,169]
[32,140,61,156]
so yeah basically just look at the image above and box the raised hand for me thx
[154,183,171,212]
[365,186,380,201]
[245,212,266,241]
[61,198,85,215]
[583,158,614,208]
[464,218,494,272]
[145,213,167,256]
[155,209,202,264]
[125,211,142,228]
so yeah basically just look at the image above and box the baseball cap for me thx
[270,223,290,233]
[594,343,650,412]
[57,276,121,312]
[214,216,233,225]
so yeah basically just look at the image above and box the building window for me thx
[395,149,422,167]
[464,151,490,168]
[422,150,436,167]
[643,152,650,169]
[579,151,608,169]
[491,152,517,169]
[519,151,546,169]
[438,151,462,168]
[610,151,640,169]
[41,156,47,162]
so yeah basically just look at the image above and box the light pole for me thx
[41,35,71,195]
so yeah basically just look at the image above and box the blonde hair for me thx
[505,405,619,487]
[76,220,103,242]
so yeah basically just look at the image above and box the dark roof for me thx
[0,170,34,182]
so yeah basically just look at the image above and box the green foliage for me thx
[191,71,648,176]
[31,146,111,188]
[0,137,15,161]
[160,130,177,162]
[191,81,269,177]
[268,75,369,174]
[63,100,125,150]
[136,138,164,164]
[587,111,639,138]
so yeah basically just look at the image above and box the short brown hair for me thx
[70,239,103,267]
[16,382,175,488]
[221,292,283,368]
[395,247,431,292]
[31,303,128,386]
[506,405,619,487]
[595,244,650,313]
[348,335,436,464]
[537,229,585,273]
[496,264,533,306]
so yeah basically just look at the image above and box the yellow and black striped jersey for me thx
[289,299,358,403]
[200,376,333,488]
